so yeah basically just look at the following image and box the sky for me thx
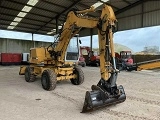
[0,25,160,53]
[80,25,160,53]
[0,29,54,42]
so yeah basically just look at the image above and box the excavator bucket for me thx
[81,84,126,113]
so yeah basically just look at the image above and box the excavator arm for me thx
[51,5,117,79]
[48,7,97,63]
[49,5,126,112]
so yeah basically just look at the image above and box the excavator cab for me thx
[120,51,132,60]
[51,34,80,62]
[65,35,80,62]
[120,51,133,70]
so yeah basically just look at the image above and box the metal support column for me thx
[6,38,8,53]
[141,0,144,27]
[32,33,35,48]
[90,29,93,51]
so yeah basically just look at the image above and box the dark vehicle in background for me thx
[78,55,86,67]
[115,51,133,70]
[80,46,100,66]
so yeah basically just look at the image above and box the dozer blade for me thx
[81,85,126,113]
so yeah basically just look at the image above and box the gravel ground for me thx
[0,66,160,120]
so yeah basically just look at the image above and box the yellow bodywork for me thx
[19,66,26,75]
[29,47,51,64]
[19,47,76,81]
[20,4,118,83]
[137,60,160,71]
[19,65,76,81]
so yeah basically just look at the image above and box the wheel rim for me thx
[42,75,48,89]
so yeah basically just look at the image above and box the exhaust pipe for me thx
[81,85,126,113]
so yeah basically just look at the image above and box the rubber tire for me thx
[70,66,84,85]
[82,62,86,67]
[96,62,99,67]
[41,69,57,91]
[25,66,36,82]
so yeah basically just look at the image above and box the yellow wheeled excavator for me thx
[19,4,126,112]
[19,34,84,91]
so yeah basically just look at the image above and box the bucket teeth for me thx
[81,91,93,113]
[81,85,126,113]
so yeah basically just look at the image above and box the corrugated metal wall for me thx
[133,55,160,63]
[143,1,160,27]
[79,1,160,36]
[0,38,51,53]
[117,1,160,31]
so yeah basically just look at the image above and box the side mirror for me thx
[79,39,82,44]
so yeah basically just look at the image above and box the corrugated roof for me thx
[0,0,143,35]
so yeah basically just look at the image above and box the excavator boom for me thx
[62,5,126,112]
